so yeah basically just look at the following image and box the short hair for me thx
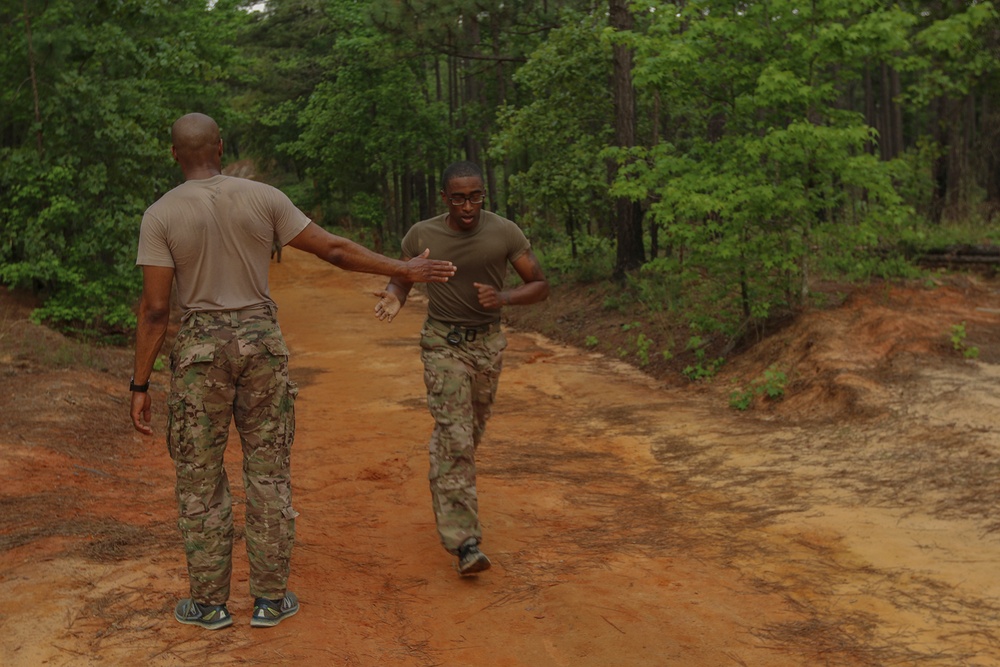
[440,161,483,191]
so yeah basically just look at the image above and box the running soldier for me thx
[374,160,549,575]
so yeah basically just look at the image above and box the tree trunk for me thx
[22,0,43,155]
[414,170,429,221]
[879,62,895,159]
[863,64,875,155]
[891,66,904,157]
[462,12,481,164]
[447,50,457,134]
[983,92,1000,205]
[491,14,509,218]
[930,96,947,223]
[428,170,438,219]
[942,96,968,221]
[649,91,660,259]
[568,208,578,260]
[401,168,413,232]
[609,0,644,278]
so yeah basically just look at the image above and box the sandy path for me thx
[260,249,807,666]
[2,247,1000,666]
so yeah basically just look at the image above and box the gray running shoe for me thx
[250,591,299,628]
[174,599,233,630]
[457,540,492,575]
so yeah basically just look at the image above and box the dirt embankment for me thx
[2,250,1000,666]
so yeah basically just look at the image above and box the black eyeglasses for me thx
[446,193,486,206]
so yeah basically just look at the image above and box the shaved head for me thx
[170,113,223,178]
[172,113,220,155]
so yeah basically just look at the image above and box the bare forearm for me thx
[384,279,412,307]
[503,250,549,307]
[289,225,453,283]
[323,238,410,278]
[374,266,417,323]
[133,307,169,384]
[503,280,549,306]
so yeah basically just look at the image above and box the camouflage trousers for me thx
[167,306,298,605]
[420,319,507,555]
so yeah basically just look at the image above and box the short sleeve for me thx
[506,220,531,263]
[269,188,311,246]
[401,225,421,259]
[136,212,174,268]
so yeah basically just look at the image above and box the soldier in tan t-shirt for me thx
[374,161,549,576]
[129,113,455,630]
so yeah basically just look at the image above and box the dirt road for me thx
[2,248,1000,666]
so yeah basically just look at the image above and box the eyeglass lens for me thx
[449,194,485,205]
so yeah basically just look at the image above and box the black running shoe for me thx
[174,599,233,630]
[250,591,299,628]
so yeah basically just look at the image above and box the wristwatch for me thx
[129,376,150,392]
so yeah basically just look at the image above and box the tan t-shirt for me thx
[401,210,531,327]
[136,175,310,318]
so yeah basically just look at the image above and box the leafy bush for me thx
[949,322,980,360]
[537,234,615,283]
[729,365,788,411]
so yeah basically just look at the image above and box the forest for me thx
[2,0,998,365]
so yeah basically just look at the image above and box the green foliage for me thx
[898,216,1000,255]
[618,322,654,366]
[491,14,614,239]
[903,2,999,105]
[1,0,244,334]
[683,356,724,382]
[626,265,684,314]
[229,0,334,173]
[682,336,724,381]
[885,139,942,222]
[608,0,955,339]
[602,294,625,312]
[290,29,451,224]
[949,322,980,359]
[728,388,755,411]
[729,365,788,411]
[634,332,652,367]
[537,234,615,283]
[1,0,998,356]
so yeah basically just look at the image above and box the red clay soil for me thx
[2,249,1000,666]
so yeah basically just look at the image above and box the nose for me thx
[461,198,474,211]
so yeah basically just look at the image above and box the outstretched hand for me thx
[374,290,402,322]
[405,248,455,283]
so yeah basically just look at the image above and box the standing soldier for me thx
[129,113,455,629]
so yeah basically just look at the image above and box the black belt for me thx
[426,317,500,344]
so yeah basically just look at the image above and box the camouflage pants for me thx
[167,307,298,605]
[420,320,506,555]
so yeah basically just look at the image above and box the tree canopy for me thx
[2,0,998,347]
